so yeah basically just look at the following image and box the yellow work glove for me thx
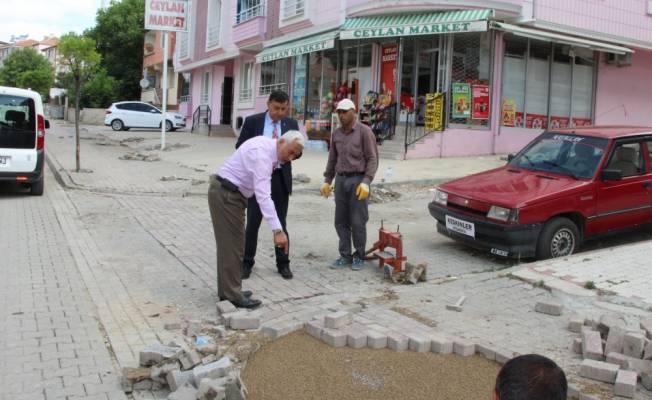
[320,182,332,198]
[356,183,370,200]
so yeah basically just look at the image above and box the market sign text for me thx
[257,39,334,63]
[340,20,487,39]
[145,0,189,32]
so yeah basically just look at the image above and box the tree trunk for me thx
[75,81,81,172]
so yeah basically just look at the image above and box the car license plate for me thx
[445,215,475,238]
[0,156,9,166]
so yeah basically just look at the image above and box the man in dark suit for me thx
[235,90,300,280]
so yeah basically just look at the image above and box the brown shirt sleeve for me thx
[323,131,338,184]
[360,124,378,184]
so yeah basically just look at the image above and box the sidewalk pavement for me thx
[45,121,505,196]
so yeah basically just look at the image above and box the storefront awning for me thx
[340,9,493,40]
[256,30,338,63]
[491,22,633,55]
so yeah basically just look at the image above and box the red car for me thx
[428,127,652,259]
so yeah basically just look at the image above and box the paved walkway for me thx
[16,120,652,399]
[0,171,127,400]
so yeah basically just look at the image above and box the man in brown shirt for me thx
[320,99,378,270]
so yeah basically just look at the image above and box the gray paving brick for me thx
[614,369,637,398]
[579,359,619,383]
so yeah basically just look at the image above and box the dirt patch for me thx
[390,306,438,328]
[242,331,500,400]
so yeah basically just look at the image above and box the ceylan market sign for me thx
[340,20,487,39]
[145,0,189,32]
[256,39,335,63]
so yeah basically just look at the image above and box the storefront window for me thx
[259,59,288,95]
[449,32,492,127]
[291,55,307,120]
[501,35,596,129]
[298,50,339,138]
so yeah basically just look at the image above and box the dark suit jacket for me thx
[235,111,300,195]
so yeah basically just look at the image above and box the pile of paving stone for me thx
[119,152,161,162]
[122,340,246,399]
[567,314,652,398]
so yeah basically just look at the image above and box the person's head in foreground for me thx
[493,354,567,400]
[277,130,304,163]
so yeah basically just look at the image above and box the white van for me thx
[0,86,49,195]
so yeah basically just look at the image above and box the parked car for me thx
[104,101,186,131]
[428,127,652,259]
[0,86,49,195]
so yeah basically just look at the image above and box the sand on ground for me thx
[242,331,501,400]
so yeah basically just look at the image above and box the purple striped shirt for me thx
[217,136,281,231]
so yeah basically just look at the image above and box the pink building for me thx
[175,0,652,157]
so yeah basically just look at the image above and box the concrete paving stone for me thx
[431,335,454,355]
[185,320,202,337]
[582,330,604,361]
[579,359,620,383]
[139,343,183,367]
[305,320,324,340]
[626,358,652,375]
[606,352,633,368]
[605,326,626,355]
[386,332,409,352]
[614,369,637,398]
[197,378,227,400]
[192,357,232,382]
[475,344,496,361]
[598,314,627,337]
[321,328,347,348]
[535,301,564,316]
[408,335,431,353]
[227,312,260,330]
[150,359,181,383]
[644,340,652,360]
[495,349,514,365]
[642,371,652,391]
[179,349,202,370]
[640,318,652,340]
[572,338,583,354]
[261,320,303,341]
[453,339,475,357]
[167,370,194,392]
[568,316,585,333]
[168,382,199,400]
[324,311,352,329]
[367,330,388,349]
[346,330,368,349]
[623,332,646,358]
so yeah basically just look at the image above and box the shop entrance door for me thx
[415,38,438,126]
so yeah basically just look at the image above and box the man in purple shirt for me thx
[208,131,305,309]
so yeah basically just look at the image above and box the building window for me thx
[501,35,596,129]
[178,32,190,59]
[201,71,211,105]
[239,61,254,102]
[449,32,492,128]
[259,59,288,95]
[236,0,265,24]
[206,0,221,49]
[282,0,304,20]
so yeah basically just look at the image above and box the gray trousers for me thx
[208,175,247,302]
[334,174,369,260]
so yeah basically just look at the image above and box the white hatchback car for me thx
[0,86,49,195]
[104,101,186,131]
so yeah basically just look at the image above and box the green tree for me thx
[58,32,101,172]
[87,0,145,100]
[59,68,119,108]
[0,48,53,99]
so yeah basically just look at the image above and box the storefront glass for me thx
[501,35,596,129]
[449,32,492,127]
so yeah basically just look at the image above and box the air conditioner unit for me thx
[606,52,632,67]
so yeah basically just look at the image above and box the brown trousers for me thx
[208,175,247,302]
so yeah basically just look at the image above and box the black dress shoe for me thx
[241,265,253,279]
[241,290,252,297]
[230,297,262,309]
[278,266,293,280]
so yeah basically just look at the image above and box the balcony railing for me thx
[236,0,265,24]
[259,83,287,96]
[239,88,253,102]
[179,95,191,103]
[282,0,304,19]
